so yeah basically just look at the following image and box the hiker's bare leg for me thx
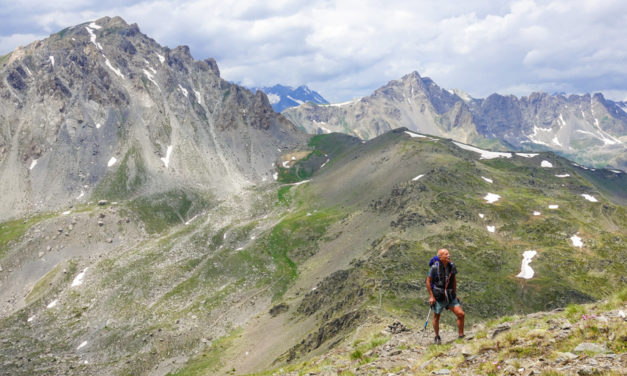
[451,305,465,336]
[433,312,440,337]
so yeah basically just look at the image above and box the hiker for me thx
[426,248,465,344]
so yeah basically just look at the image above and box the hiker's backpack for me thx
[427,255,456,302]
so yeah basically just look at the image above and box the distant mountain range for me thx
[254,84,329,112]
[283,71,627,170]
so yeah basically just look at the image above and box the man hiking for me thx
[426,248,465,344]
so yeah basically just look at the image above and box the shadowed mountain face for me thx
[283,71,627,170]
[0,16,306,221]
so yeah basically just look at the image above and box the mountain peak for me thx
[0,16,305,219]
[255,84,329,112]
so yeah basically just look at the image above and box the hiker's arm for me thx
[426,276,435,306]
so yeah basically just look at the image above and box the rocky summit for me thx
[0,16,626,376]
[283,71,627,170]
[255,84,329,113]
[0,16,306,221]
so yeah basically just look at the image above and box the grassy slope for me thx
[0,130,624,375]
[253,129,626,367]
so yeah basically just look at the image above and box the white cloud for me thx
[0,1,626,102]
[0,33,46,53]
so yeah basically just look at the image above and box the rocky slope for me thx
[0,16,306,221]
[255,294,627,375]
[283,72,627,170]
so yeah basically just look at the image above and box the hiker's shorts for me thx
[434,298,460,314]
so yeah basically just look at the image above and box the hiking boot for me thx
[434,335,441,344]
[458,334,465,340]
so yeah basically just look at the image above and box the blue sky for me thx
[1,0,626,103]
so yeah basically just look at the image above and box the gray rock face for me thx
[284,72,627,170]
[0,16,306,220]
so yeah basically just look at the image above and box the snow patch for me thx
[487,225,495,233]
[77,191,85,200]
[107,157,117,167]
[273,172,278,181]
[194,90,202,104]
[481,176,493,184]
[405,131,426,138]
[328,98,360,107]
[319,126,332,133]
[266,93,280,104]
[581,194,598,202]
[62,210,71,215]
[484,193,501,204]
[516,250,537,279]
[282,160,290,168]
[71,268,88,287]
[157,53,165,64]
[453,141,512,159]
[29,159,37,170]
[27,316,35,322]
[287,95,304,105]
[47,299,58,309]
[49,55,55,66]
[88,22,102,30]
[161,145,173,168]
[555,174,570,178]
[516,153,538,158]
[570,234,583,248]
[548,204,559,209]
[320,159,330,168]
[95,123,101,129]
[178,84,188,97]
[105,58,124,78]
[85,26,103,50]
[541,160,553,168]
[527,125,553,146]
[412,174,424,181]
[533,211,541,216]
[552,136,562,147]
[143,69,160,91]
[77,341,88,350]
[478,213,484,219]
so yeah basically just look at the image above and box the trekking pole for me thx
[424,305,432,330]
[421,304,433,343]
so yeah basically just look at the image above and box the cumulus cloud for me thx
[1,0,626,102]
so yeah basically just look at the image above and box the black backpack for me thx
[428,256,456,302]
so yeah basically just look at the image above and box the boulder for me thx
[573,342,609,354]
